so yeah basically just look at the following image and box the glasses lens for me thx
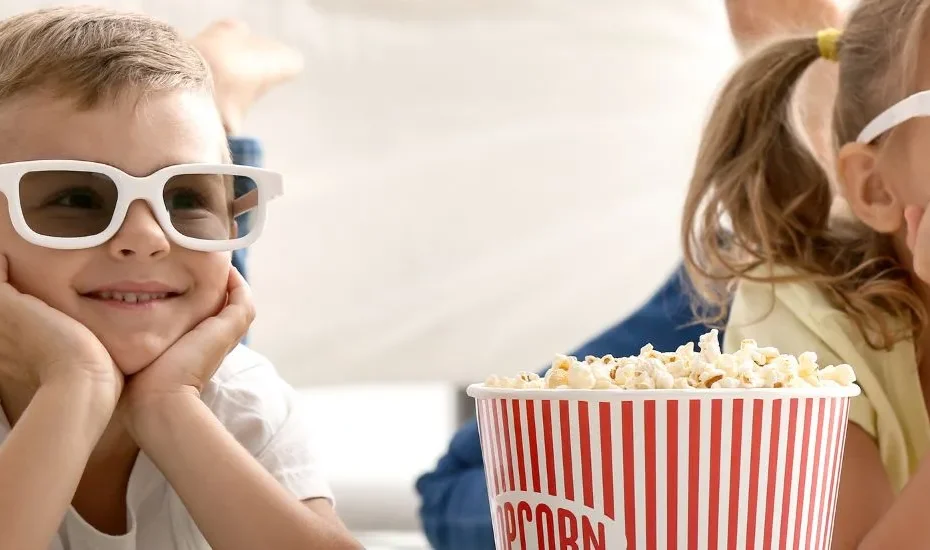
[18,170,118,238]
[164,173,257,241]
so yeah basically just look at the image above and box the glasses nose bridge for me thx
[117,171,163,202]
[117,171,165,200]
[110,171,168,233]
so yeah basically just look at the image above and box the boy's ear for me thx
[836,142,903,233]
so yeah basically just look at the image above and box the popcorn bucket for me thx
[467,385,860,550]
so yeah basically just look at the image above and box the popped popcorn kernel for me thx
[759,347,781,362]
[676,342,696,357]
[698,368,726,388]
[739,338,758,351]
[699,329,722,362]
[654,369,675,390]
[818,364,857,386]
[518,371,540,383]
[640,343,661,360]
[545,368,569,388]
[798,352,819,377]
[552,355,573,371]
[567,364,597,389]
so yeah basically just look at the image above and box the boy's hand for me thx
[121,267,254,424]
[192,19,304,135]
[0,254,121,398]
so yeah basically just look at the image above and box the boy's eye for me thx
[165,190,205,210]
[45,188,103,209]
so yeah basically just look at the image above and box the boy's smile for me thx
[0,88,231,375]
[80,281,185,307]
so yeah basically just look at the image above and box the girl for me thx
[683,0,930,546]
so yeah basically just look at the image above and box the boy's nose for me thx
[108,201,170,260]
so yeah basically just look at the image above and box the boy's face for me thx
[0,89,231,375]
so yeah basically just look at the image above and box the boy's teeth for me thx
[96,292,169,303]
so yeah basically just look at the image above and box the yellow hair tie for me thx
[817,28,841,62]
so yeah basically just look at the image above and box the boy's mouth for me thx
[80,282,185,305]
[83,290,182,304]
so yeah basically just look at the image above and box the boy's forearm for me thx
[129,394,361,550]
[0,378,113,549]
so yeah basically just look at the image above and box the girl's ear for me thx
[837,142,903,233]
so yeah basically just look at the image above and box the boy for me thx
[0,7,360,549]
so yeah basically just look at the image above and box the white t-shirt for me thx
[0,345,333,550]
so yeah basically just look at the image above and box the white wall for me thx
[2,0,739,386]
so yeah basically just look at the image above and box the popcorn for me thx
[544,367,569,388]
[567,363,597,389]
[631,370,656,390]
[697,368,726,389]
[654,369,675,390]
[552,354,573,371]
[798,352,818,377]
[818,364,857,386]
[759,365,787,388]
[612,364,637,387]
[759,346,781,362]
[482,330,859,391]
[699,329,722,362]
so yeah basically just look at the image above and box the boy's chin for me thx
[115,355,158,376]
[103,334,178,376]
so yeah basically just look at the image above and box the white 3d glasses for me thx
[857,90,930,144]
[0,160,283,251]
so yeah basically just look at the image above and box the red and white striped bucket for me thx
[467,385,860,550]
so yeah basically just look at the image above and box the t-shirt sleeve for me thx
[724,280,878,439]
[203,352,334,504]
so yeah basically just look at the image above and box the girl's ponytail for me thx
[682,29,923,348]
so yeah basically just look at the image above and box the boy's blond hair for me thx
[0,6,210,108]
[682,0,930,350]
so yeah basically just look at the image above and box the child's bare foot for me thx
[726,0,843,52]
[191,19,304,135]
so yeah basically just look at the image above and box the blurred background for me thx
[1,0,799,543]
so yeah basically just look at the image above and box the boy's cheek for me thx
[0,196,14,248]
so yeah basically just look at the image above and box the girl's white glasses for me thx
[0,160,283,251]
[858,90,930,144]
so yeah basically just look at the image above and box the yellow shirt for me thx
[726,273,930,491]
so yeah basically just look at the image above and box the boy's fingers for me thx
[0,254,7,285]
[186,268,253,359]
[221,267,255,338]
